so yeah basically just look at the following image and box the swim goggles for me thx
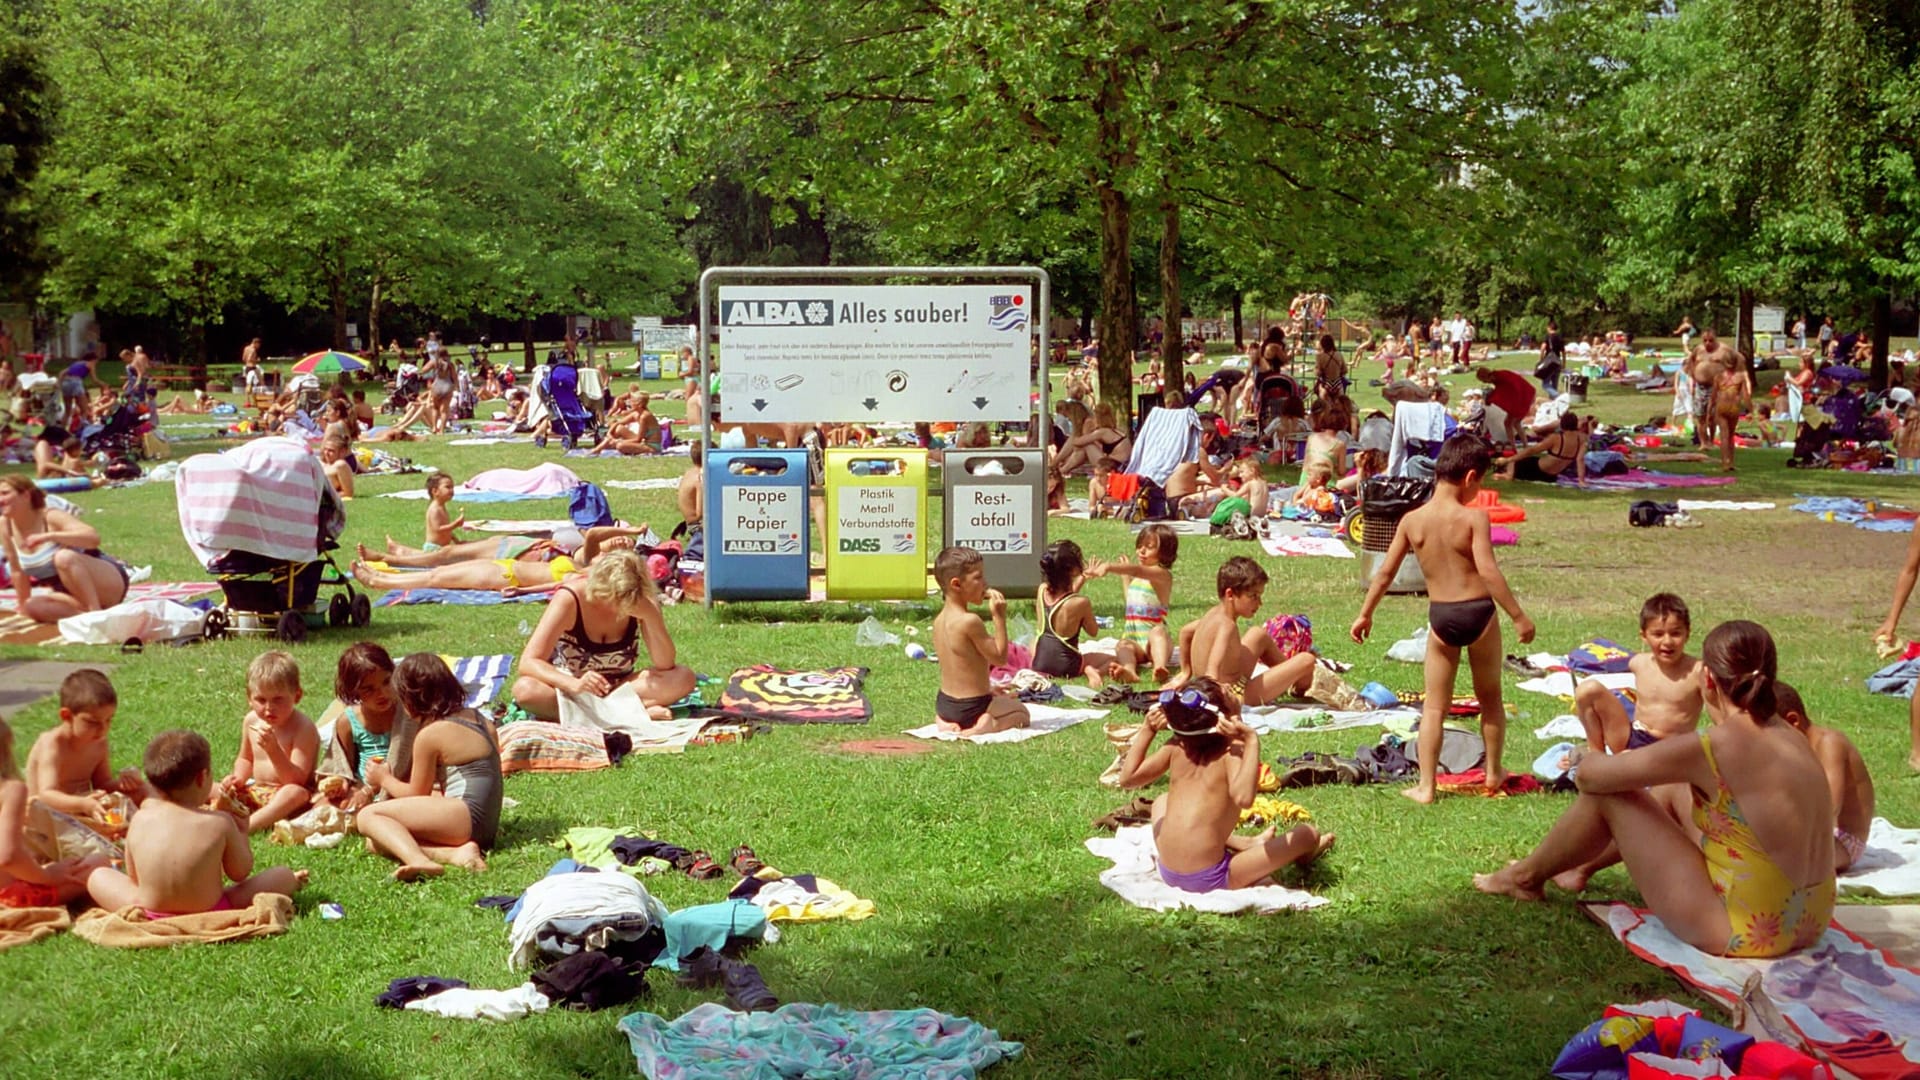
[1158,688,1224,735]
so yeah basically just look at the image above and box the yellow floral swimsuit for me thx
[1692,733,1834,958]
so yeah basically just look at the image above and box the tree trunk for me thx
[1232,290,1244,352]
[1736,288,1756,369]
[1158,194,1184,393]
[522,317,536,372]
[367,278,385,375]
[1872,290,1893,388]
[329,277,349,352]
[1095,182,1137,416]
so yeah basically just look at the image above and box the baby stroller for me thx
[176,436,368,642]
[388,364,425,414]
[534,353,596,449]
[16,372,66,428]
[1254,373,1303,439]
[80,403,152,460]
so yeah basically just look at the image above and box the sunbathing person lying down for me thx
[351,526,647,594]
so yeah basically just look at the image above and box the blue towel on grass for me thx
[375,588,548,607]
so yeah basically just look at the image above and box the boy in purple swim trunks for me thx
[1114,678,1332,893]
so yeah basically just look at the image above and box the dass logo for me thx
[839,537,882,553]
[722,299,835,327]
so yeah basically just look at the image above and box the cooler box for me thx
[705,449,809,601]
[640,353,662,380]
[825,448,929,600]
[942,450,1045,598]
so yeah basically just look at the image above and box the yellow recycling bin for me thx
[824,448,930,600]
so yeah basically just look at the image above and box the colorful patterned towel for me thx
[719,666,871,724]
[1560,469,1739,490]
[619,1002,1022,1080]
[1259,535,1355,559]
[1583,901,1920,1078]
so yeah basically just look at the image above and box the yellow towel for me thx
[73,893,293,948]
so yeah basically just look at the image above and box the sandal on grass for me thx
[685,851,724,880]
[729,845,766,877]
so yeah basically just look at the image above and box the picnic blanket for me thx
[1083,824,1329,914]
[719,665,871,724]
[1583,900,1920,1078]
[379,488,564,503]
[1791,496,1918,533]
[1842,818,1920,898]
[73,893,294,948]
[1560,469,1738,491]
[0,611,60,645]
[1259,535,1355,559]
[0,580,216,614]
[452,653,515,710]
[619,1003,1023,1080]
[374,588,547,607]
[904,703,1106,744]
[0,907,72,952]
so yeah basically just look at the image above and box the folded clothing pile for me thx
[1552,998,1833,1079]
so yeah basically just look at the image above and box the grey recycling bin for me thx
[942,450,1045,598]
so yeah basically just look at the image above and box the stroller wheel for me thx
[328,593,351,627]
[1342,507,1365,544]
[274,610,307,644]
[350,593,372,627]
[204,609,229,641]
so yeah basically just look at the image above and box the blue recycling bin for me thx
[640,353,663,379]
[705,449,810,600]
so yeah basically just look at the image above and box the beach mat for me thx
[0,660,117,713]
[1582,900,1920,1077]
[0,581,216,614]
[719,665,871,724]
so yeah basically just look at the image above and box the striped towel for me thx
[449,654,514,710]
[498,721,610,776]
[176,437,343,564]
[0,581,216,613]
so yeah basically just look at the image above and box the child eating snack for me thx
[0,718,104,907]
[26,669,143,822]
[86,730,307,916]
[216,651,320,833]
[930,546,1031,735]
[1114,678,1333,892]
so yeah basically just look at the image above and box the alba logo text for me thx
[722,300,835,327]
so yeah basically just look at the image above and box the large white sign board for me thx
[716,285,1031,422]
[1753,305,1787,335]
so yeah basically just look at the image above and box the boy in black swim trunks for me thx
[1351,434,1535,803]
[931,546,1030,736]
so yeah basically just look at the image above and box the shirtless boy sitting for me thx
[931,545,1030,735]
[1776,681,1875,872]
[86,730,306,917]
[1352,434,1535,802]
[26,669,144,822]
[1575,593,1704,754]
[1172,556,1318,707]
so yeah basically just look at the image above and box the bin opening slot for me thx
[844,457,908,477]
[961,456,1027,476]
[727,458,792,476]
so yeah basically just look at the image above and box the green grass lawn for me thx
[2,351,1917,1078]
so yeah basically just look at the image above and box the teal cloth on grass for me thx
[656,899,766,971]
[619,1002,1023,1080]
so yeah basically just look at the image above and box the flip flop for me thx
[685,851,724,880]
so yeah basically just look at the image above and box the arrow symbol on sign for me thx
[751,399,768,412]
[972,396,989,411]
[862,398,878,411]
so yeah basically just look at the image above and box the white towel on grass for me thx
[903,703,1106,744]
[1517,671,1635,699]
[603,478,681,491]
[1675,500,1776,511]
[1241,705,1416,734]
[1259,535,1355,559]
[1840,818,1920,898]
[404,984,550,1022]
[556,683,709,752]
[1534,714,1586,740]
[1084,825,1328,915]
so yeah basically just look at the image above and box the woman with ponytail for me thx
[1475,620,1836,958]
